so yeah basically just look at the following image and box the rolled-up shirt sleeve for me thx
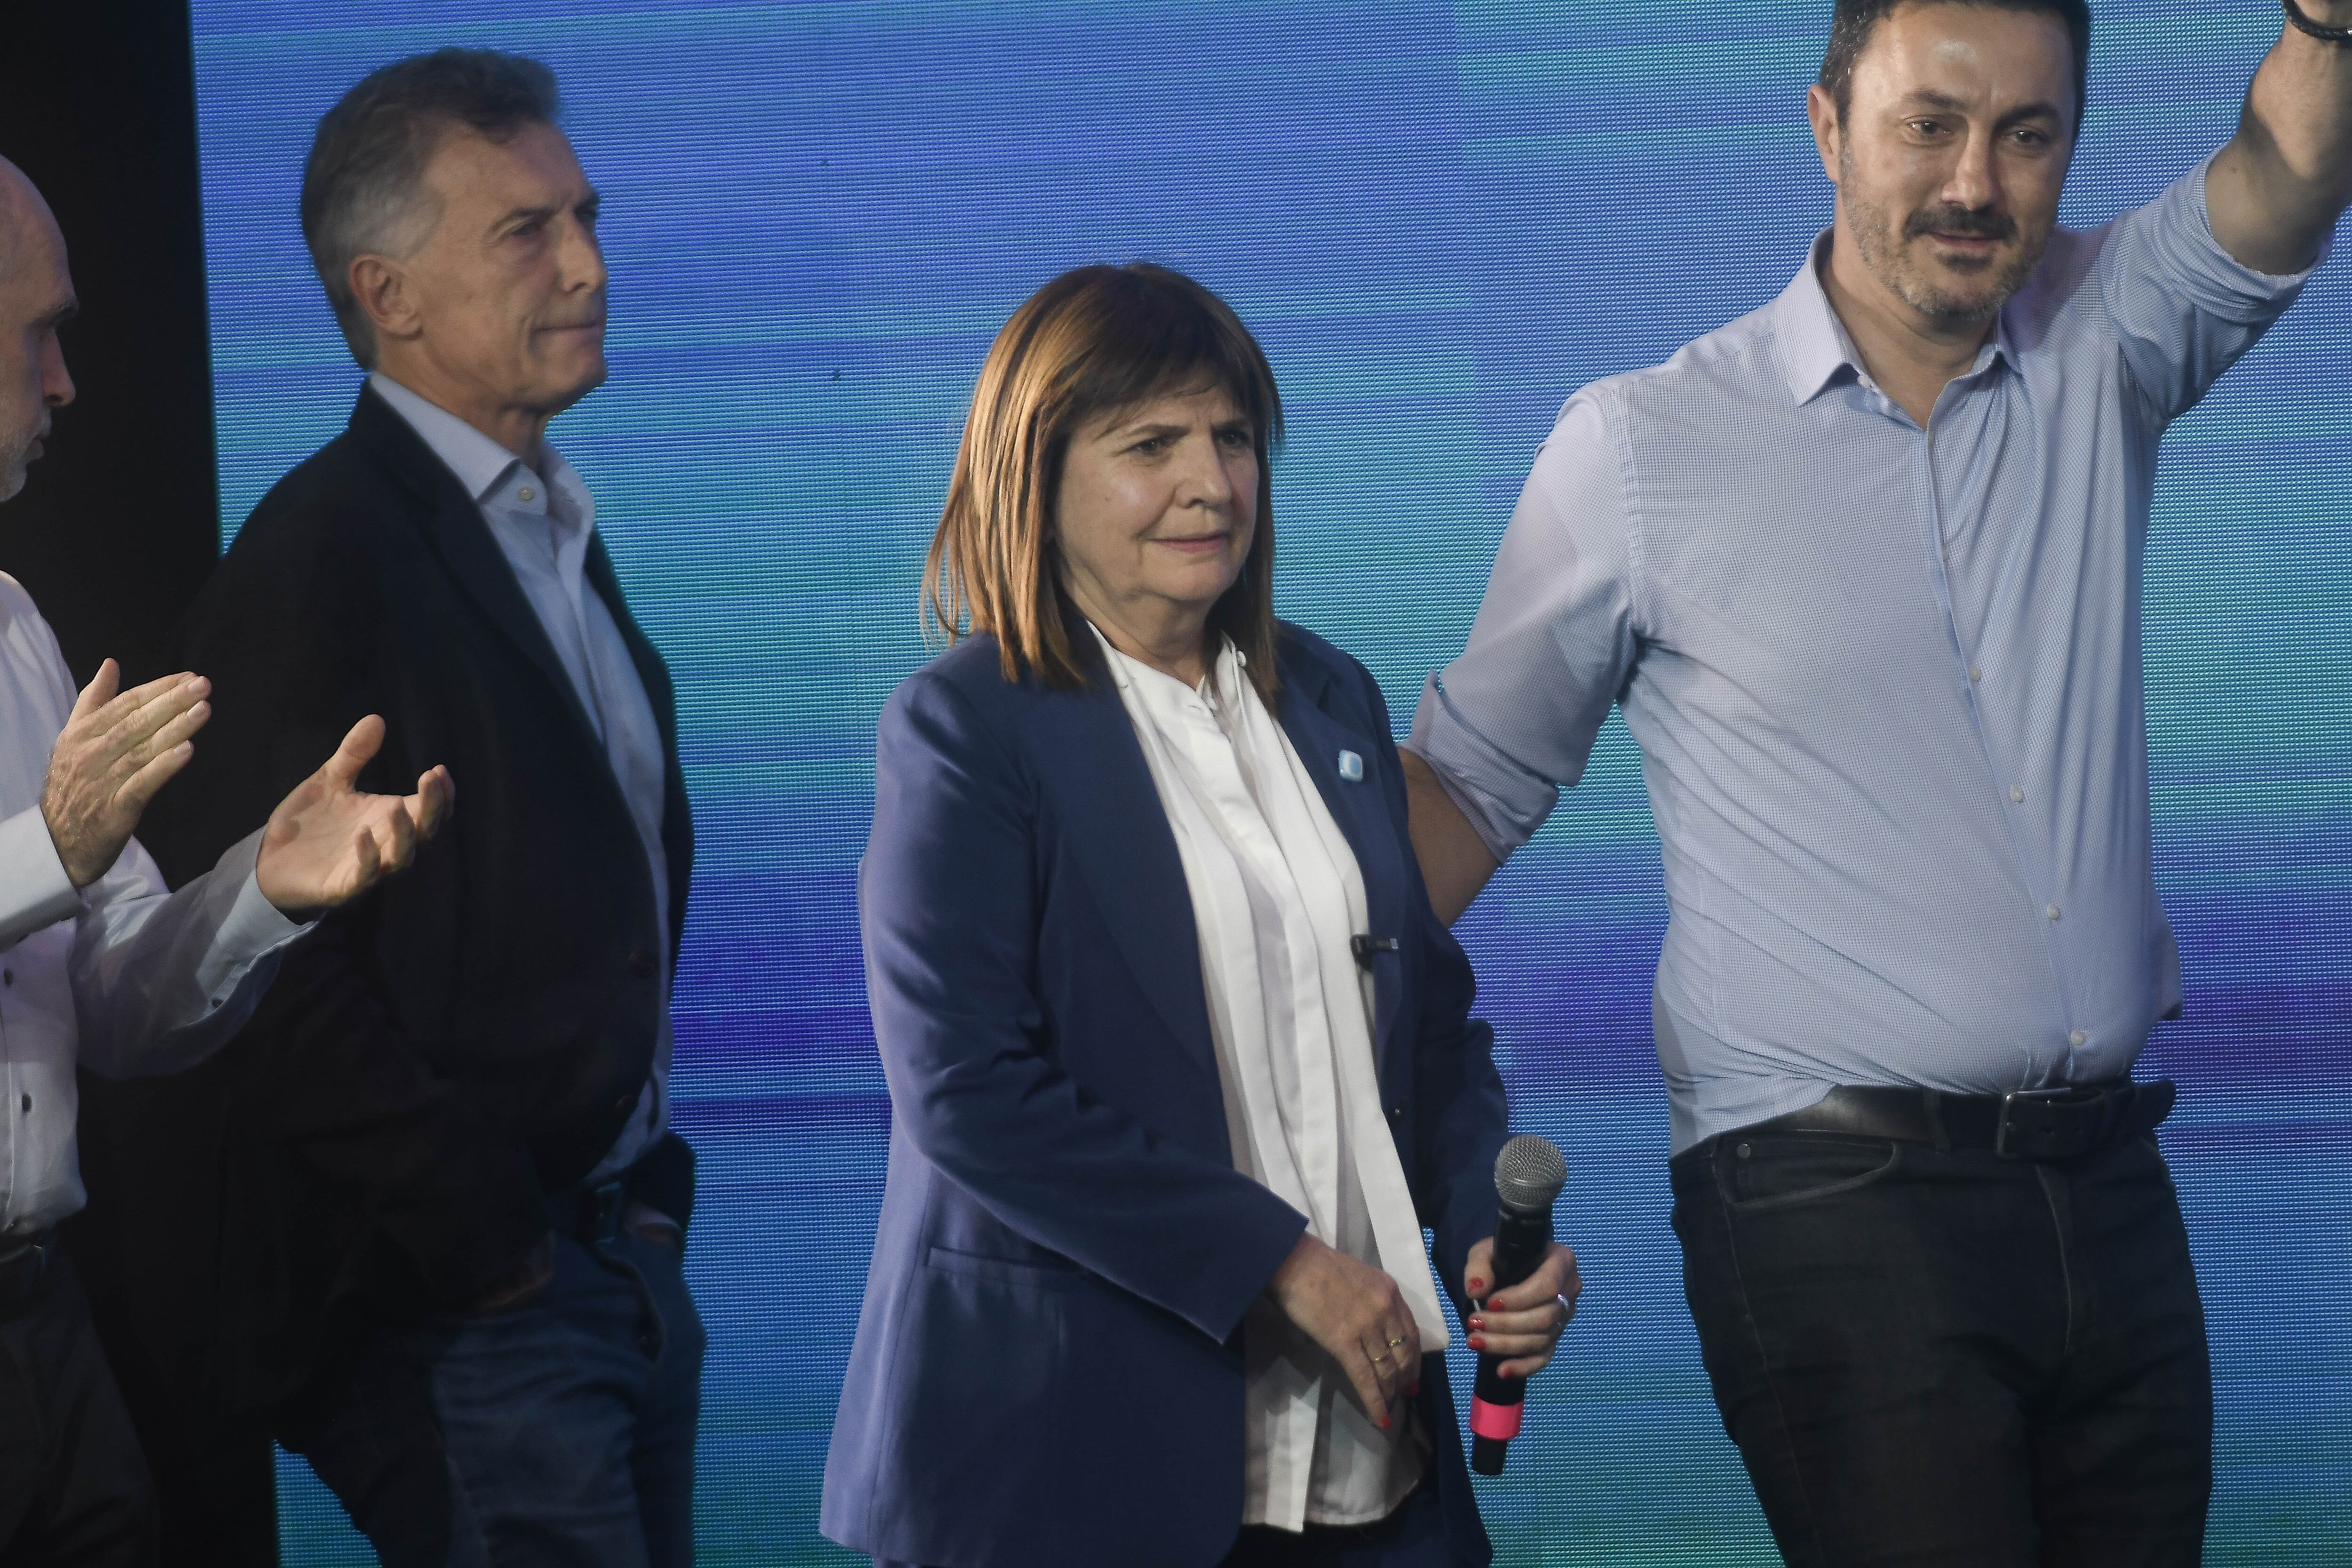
[2103,150,2326,431]
[1407,391,1638,860]
[70,828,312,1080]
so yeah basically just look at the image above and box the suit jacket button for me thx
[628,949,658,979]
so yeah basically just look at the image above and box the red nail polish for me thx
[1379,1414,1391,1430]
[1469,1279,1486,1293]
[1468,1316,1485,1330]
[1468,1335,1486,1350]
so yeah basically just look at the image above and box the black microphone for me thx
[1468,1133,1566,1476]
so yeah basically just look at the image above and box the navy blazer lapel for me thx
[1018,677,1222,1091]
[350,387,607,753]
[1275,651,1409,1088]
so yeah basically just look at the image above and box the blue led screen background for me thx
[183,2,2352,1562]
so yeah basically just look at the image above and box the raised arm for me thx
[0,571,451,1077]
[2208,0,2352,274]
[72,717,453,1080]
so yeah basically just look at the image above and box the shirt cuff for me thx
[2185,150,2331,306]
[1404,674,1557,862]
[0,804,85,950]
[199,829,313,995]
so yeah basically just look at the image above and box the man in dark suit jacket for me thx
[119,47,701,1568]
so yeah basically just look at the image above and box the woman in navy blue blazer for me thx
[823,264,1580,1568]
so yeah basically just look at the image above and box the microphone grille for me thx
[1493,1134,1567,1214]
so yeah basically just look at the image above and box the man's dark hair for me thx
[299,48,560,367]
[1819,0,2091,127]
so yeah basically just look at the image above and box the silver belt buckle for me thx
[1995,1086,2071,1158]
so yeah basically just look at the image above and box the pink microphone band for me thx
[1468,1397,1523,1441]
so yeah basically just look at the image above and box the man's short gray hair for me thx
[300,48,560,368]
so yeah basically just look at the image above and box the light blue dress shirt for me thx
[1409,159,2322,1152]
[369,374,673,1185]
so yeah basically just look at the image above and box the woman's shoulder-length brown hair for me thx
[924,262,1283,705]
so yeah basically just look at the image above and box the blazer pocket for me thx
[924,1244,1085,1292]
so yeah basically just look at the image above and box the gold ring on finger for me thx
[1385,1335,1407,1349]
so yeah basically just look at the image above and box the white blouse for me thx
[1093,627,1447,1532]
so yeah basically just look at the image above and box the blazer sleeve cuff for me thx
[1187,1202,1312,1345]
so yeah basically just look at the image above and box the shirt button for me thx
[2069,1029,2087,1047]
[1968,666,1982,683]
[627,949,658,979]
[518,486,536,501]
[2010,786,2025,804]
[2046,905,2061,922]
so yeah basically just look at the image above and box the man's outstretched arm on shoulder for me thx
[1403,749,1502,927]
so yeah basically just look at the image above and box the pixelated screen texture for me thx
[181,1,2352,1562]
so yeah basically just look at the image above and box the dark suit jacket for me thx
[138,383,694,1411]
[821,621,1506,1568]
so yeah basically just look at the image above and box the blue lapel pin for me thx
[1337,749,1364,783]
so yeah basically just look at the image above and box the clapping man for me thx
[0,154,451,1565]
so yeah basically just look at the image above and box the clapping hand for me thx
[254,715,454,918]
[1462,1237,1581,1380]
[41,661,213,887]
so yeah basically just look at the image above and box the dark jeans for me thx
[1670,1127,2211,1568]
[286,1230,704,1568]
[0,1250,157,1566]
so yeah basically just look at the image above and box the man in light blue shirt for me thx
[1404,0,2352,1559]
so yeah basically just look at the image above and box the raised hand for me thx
[41,661,213,887]
[254,715,454,918]
[1462,1237,1581,1381]
[1264,1232,1422,1427]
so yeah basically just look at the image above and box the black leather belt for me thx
[1743,1080,2177,1160]
[0,1231,54,1318]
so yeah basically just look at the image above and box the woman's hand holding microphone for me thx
[1266,1229,1583,1424]
[1462,1236,1581,1379]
